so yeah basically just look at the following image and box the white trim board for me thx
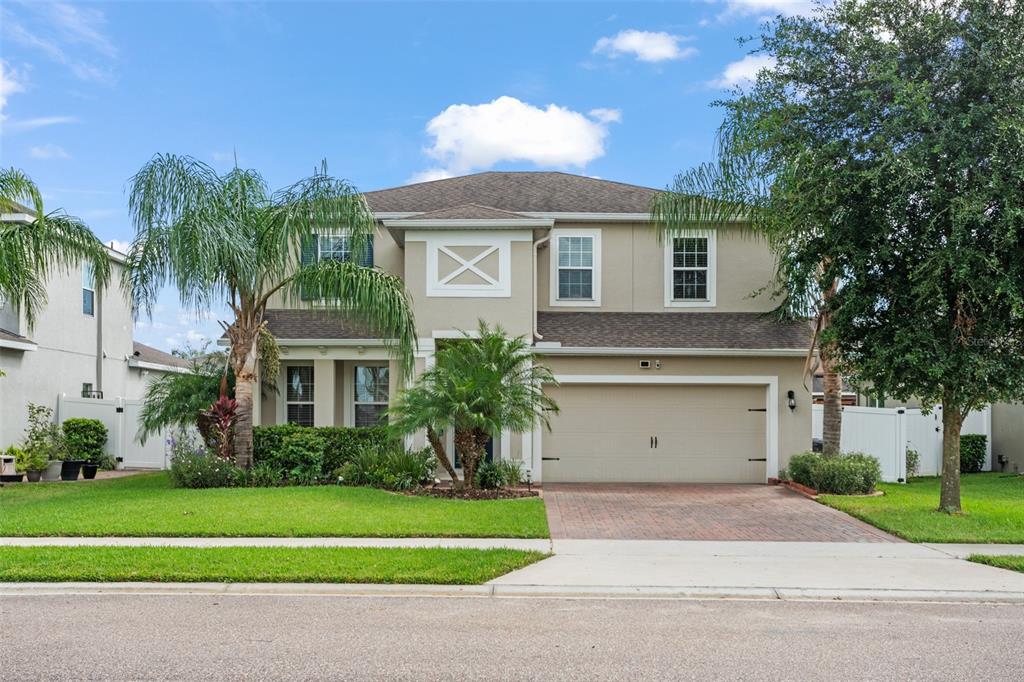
[542,374,780,484]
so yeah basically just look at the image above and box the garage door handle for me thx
[542,457,560,461]
[748,408,767,412]
[748,458,767,462]
[654,436,658,448]
[650,436,654,449]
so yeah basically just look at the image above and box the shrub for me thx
[8,446,46,473]
[168,432,242,489]
[905,448,920,478]
[277,431,326,484]
[245,462,283,487]
[960,434,987,473]
[474,461,504,489]
[496,459,524,487]
[786,451,882,495]
[253,425,392,476]
[336,444,436,491]
[62,418,108,464]
[23,403,66,462]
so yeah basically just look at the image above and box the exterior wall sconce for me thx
[787,390,797,411]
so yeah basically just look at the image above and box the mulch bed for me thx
[409,487,539,500]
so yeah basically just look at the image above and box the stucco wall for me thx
[537,222,778,314]
[992,402,1024,473]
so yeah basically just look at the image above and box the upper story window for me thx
[319,234,352,262]
[550,228,601,307]
[82,261,96,316]
[300,232,374,300]
[664,230,716,308]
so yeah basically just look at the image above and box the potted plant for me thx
[63,418,108,480]
[23,404,68,481]
[11,446,47,482]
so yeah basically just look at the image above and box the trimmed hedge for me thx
[253,424,392,476]
[62,418,108,464]
[960,434,987,473]
[786,451,882,495]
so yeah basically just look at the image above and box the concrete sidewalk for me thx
[488,539,1024,601]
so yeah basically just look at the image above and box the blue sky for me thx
[1,0,812,351]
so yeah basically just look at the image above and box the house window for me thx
[318,234,351,262]
[82,262,95,316]
[664,231,716,307]
[353,365,389,427]
[286,366,314,427]
[550,229,601,306]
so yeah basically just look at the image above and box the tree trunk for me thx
[453,429,481,489]
[820,347,843,457]
[427,427,459,485]
[939,398,963,514]
[226,323,260,469]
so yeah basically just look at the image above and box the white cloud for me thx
[588,108,622,124]
[0,60,25,117]
[711,54,777,89]
[165,329,210,351]
[407,168,454,184]
[593,30,697,63]
[3,115,79,132]
[719,0,820,20]
[2,3,116,85]
[29,143,70,160]
[46,3,118,58]
[417,96,619,177]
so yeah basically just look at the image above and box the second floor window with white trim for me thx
[319,234,351,262]
[671,237,709,301]
[557,236,594,300]
[82,261,96,316]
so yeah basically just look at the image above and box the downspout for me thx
[532,234,551,341]
[95,282,103,395]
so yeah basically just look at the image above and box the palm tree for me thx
[126,154,416,467]
[388,321,558,488]
[651,125,845,455]
[1,167,112,330]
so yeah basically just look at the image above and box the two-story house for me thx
[0,208,189,453]
[254,172,811,484]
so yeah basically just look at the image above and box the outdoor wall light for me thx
[787,390,797,411]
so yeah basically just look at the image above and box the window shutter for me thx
[300,234,318,301]
[358,235,374,268]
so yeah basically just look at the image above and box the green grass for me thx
[0,546,547,584]
[819,473,1024,543]
[967,555,1024,574]
[0,473,549,538]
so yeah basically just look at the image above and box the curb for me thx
[3,581,1024,604]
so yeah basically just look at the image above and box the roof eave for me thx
[531,345,807,357]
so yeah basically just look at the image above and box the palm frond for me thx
[0,167,45,217]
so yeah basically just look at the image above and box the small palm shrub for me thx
[245,462,283,487]
[336,445,436,491]
[786,451,882,495]
[62,418,108,464]
[474,459,524,489]
[960,435,987,473]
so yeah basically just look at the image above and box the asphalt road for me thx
[2,594,1022,681]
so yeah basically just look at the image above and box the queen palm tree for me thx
[651,123,845,455]
[1,167,111,331]
[126,154,416,467]
[388,321,558,488]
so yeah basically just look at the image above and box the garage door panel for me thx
[543,384,767,483]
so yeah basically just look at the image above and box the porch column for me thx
[313,359,336,427]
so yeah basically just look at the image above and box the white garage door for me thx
[542,384,767,483]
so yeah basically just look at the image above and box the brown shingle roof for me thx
[132,342,191,369]
[262,309,379,340]
[364,172,658,214]
[0,328,35,345]
[402,204,532,220]
[536,312,811,351]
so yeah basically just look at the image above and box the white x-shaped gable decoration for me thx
[425,234,512,298]
[437,245,499,286]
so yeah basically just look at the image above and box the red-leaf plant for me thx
[202,395,238,462]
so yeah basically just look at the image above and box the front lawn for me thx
[0,473,549,538]
[0,546,546,584]
[967,555,1024,574]
[819,473,1024,543]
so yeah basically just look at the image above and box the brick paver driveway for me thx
[543,484,899,542]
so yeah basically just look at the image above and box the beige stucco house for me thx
[0,209,189,452]
[255,172,812,484]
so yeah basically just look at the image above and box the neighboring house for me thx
[0,210,190,451]
[810,370,859,406]
[992,403,1024,473]
[256,172,811,483]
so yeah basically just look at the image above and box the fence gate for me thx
[57,395,169,470]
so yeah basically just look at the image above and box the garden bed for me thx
[411,487,539,500]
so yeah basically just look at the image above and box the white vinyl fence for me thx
[812,404,992,482]
[57,394,170,469]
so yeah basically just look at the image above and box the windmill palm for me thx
[126,154,416,467]
[651,122,845,455]
[388,321,558,488]
[0,168,112,330]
